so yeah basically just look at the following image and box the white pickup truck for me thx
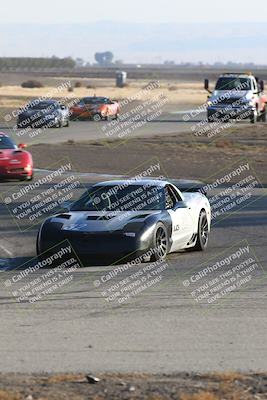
[204,73,266,124]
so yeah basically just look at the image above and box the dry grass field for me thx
[0,80,208,111]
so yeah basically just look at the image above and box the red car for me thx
[0,134,33,181]
[70,97,120,121]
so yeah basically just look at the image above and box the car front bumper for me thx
[17,117,59,128]
[0,166,33,179]
[207,105,255,120]
[38,228,152,264]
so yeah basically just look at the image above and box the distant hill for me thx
[0,21,266,64]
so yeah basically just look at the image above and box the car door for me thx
[165,185,194,251]
[252,78,261,111]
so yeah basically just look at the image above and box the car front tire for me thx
[193,211,209,251]
[150,223,170,261]
[250,110,257,124]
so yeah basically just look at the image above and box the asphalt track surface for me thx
[0,108,254,145]
[1,113,195,145]
[0,110,266,374]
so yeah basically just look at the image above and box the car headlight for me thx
[24,164,32,172]
[242,98,254,106]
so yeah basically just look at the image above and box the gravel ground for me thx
[0,372,267,400]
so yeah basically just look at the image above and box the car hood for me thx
[0,148,25,160]
[52,210,161,233]
[19,109,58,118]
[210,90,253,102]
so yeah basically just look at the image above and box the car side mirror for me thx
[204,79,212,94]
[18,143,27,149]
[260,80,264,92]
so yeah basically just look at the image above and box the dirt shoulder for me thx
[29,124,267,184]
[0,372,266,400]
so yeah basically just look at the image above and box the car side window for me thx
[170,185,183,202]
[165,186,177,209]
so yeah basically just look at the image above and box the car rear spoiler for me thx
[170,179,208,197]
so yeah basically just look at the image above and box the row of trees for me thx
[0,53,116,70]
[0,57,76,70]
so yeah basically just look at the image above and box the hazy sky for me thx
[3,0,267,24]
[1,0,267,63]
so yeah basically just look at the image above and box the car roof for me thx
[27,99,59,106]
[93,179,169,188]
[82,96,108,100]
[30,99,57,103]
[219,73,252,78]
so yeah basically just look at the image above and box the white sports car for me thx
[37,179,211,263]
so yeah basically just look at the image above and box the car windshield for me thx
[80,98,109,105]
[215,77,251,91]
[28,102,58,110]
[0,136,16,149]
[70,184,165,212]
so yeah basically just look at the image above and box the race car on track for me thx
[0,134,33,180]
[37,179,211,264]
[70,97,120,121]
[17,99,70,129]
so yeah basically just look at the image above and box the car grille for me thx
[217,97,244,106]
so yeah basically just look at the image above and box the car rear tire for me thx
[150,223,170,261]
[193,211,209,251]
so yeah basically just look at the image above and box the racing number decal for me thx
[63,223,88,231]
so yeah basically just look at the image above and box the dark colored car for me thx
[17,100,70,129]
[36,179,211,265]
